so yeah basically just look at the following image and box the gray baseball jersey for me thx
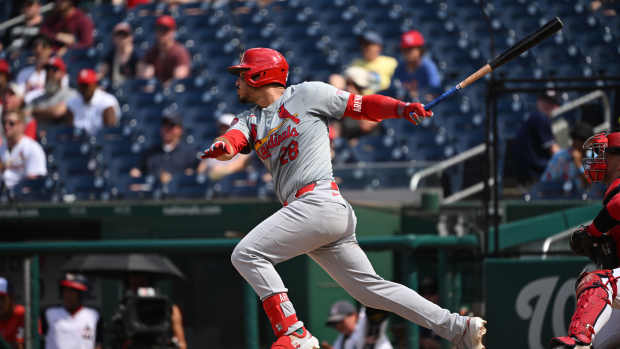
[228,81,349,203]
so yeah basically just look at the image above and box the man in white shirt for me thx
[67,69,120,136]
[42,273,102,349]
[323,300,393,349]
[0,109,47,189]
[16,37,68,95]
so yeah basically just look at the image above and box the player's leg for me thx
[551,268,619,348]
[230,195,352,348]
[308,233,485,349]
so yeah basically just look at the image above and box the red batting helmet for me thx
[227,48,288,87]
[583,132,608,183]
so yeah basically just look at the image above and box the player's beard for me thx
[237,93,249,104]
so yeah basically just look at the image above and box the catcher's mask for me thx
[583,132,608,183]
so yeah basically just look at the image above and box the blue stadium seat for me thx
[163,174,211,199]
[61,174,108,201]
[10,177,57,202]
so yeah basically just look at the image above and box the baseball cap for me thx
[0,277,7,295]
[156,15,176,30]
[401,30,425,49]
[325,300,356,326]
[217,113,235,126]
[8,83,25,97]
[538,90,561,105]
[344,66,371,89]
[77,69,98,84]
[162,112,183,126]
[360,31,383,46]
[113,22,132,35]
[45,57,66,72]
[0,59,9,75]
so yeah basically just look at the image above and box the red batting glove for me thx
[402,102,433,125]
[200,140,232,159]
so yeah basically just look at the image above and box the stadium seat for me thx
[163,174,212,199]
[9,177,57,202]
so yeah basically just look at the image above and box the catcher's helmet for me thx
[60,273,89,292]
[227,48,288,87]
[583,132,608,183]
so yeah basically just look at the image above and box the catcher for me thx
[551,131,620,349]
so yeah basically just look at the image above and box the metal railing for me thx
[0,3,55,32]
[541,220,592,259]
[409,143,491,203]
[551,90,611,147]
[0,235,479,349]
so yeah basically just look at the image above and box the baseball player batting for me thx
[201,48,487,349]
[551,132,620,349]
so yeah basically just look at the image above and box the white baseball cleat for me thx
[456,317,487,349]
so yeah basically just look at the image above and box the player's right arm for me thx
[201,114,251,161]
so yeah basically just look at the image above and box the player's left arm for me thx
[342,94,433,125]
[587,180,620,237]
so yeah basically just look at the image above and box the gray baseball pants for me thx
[231,180,468,342]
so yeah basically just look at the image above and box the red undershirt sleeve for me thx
[220,129,249,155]
[342,94,407,122]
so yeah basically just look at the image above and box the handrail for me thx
[443,177,495,204]
[0,3,55,32]
[409,143,487,191]
[551,90,611,132]
[541,220,592,259]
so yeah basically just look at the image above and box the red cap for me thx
[156,15,176,30]
[401,30,425,49]
[77,69,98,84]
[0,59,9,75]
[45,57,66,72]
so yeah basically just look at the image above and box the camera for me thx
[110,287,177,349]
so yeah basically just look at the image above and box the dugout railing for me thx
[0,234,479,349]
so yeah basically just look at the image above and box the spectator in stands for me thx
[137,15,191,85]
[330,31,397,95]
[130,112,200,185]
[26,57,76,128]
[67,69,120,136]
[0,60,10,105]
[0,109,47,190]
[391,30,441,103]
[201,113,252,181]
[0,277,24,349]
[338,66,384,146]
[539,120,594,191]
[40,0,94,53]
[512,91,561,186]
[98,22,139,88]
[321,300,392,349]
[16,36,68,95]
[1,0,43,59]
[42,273,102,349]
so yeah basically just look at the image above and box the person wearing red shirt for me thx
[40,0,93,52]
[551,132,620,349]
[137,15,190,85]
[0,277,25,349]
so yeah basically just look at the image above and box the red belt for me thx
[283,181,339,206]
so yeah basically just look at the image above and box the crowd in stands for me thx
[0,0,615,202]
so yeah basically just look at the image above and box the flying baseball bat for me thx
[424,17,564,110]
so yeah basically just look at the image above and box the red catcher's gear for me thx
[583,132,608,183]
[262,293,300,337]
[565,270,616,345]
[228,48,289,87]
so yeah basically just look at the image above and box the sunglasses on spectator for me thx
[2,119,19,126]
[114,31,130,38]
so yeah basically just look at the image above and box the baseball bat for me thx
[424,17,564,110]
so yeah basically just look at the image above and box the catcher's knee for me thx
[576,269,617,300]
